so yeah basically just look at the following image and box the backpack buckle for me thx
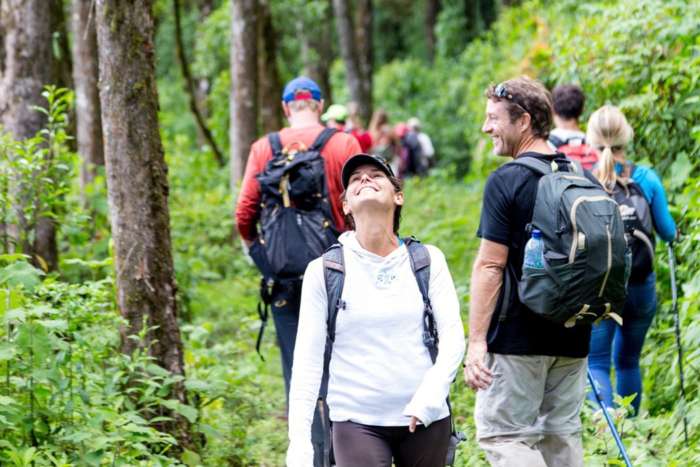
[423,331,436,348]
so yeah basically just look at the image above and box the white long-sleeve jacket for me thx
[286,232,465,466]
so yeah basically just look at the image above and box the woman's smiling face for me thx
[343,164,403,218]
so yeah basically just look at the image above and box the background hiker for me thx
[322,103,349,131]
[235,76,361,466]
[369,108,400,167]
[586,105,677,415]
[549,84,598,170]
[346,101,373,152]
[408,117,436,171]
[465,77,605,467]
[286,154,465,467]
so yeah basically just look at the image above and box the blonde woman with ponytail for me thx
[586,105,677,416]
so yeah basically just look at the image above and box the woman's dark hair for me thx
[342,175,403,234]
[552,84,585,120]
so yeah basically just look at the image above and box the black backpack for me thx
[612,170,655,283]
[250,128,340,358]
[510,157,628,327]
[254,128,340,279]
[321,238,464,466]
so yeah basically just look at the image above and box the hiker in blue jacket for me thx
[286,154,465,467]
[587,105,677,415]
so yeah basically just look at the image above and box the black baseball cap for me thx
[341,153,395,189]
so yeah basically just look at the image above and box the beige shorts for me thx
[475,353,587,440]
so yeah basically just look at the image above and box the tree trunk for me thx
[71,0,104,192]
[257,0,281,134]
[0,0,52,141]
[354,0,372,124]
[194,0,215,148]
[425,0,441,62]
[50,0,73,91]
[332,0,371,124]
[298,3,334,105]
[95,0,191,448]
[229,0,258,189]
[0,0,58,270]
[173,0,225,166]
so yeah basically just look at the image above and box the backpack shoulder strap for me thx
[507,156,552,176]
[320,243,345,398]
[548,134,566,148]
[310,128,338,152]
[404,237,438,364]
[323,244,345,343]
[267,132,283,159]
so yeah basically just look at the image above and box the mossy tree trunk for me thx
[229,0,258,189]
[425,0,441,63]
[94,0,191,448]
[70,0,104,193]
[0,0,59,271]
[332,0,371,124]
[355,0,373,124]
[299,1,334,105]
[258,0,281,134]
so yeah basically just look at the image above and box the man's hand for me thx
[463,340,493,390]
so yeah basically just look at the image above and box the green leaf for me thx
[0,395,16,406]
[145,363,172,378]
[0,261,44,291]
[161,399,198,423]
[16,322,52,364]
[182,449,202,467]
[0,343,16,361]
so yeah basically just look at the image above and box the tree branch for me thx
[173,0,225,167]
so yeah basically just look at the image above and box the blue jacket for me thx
[629,164,677,243]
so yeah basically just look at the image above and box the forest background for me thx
[0,0,698,465]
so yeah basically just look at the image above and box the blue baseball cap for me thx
[282,76,322,103]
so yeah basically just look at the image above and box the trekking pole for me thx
[587,369,633,467]
[667,242,689,446]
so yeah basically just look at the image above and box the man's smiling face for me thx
[482,99,522,158]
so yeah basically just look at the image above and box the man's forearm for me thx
[468,261,504,343]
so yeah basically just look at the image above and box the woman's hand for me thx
[408,415,421,433]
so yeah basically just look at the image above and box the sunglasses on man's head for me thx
[595,145,625,153]
[493,83,529,114]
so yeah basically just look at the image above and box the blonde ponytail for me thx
[597,146,616,191]
[587,105,633,192]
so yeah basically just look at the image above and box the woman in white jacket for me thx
[286,153,466,467]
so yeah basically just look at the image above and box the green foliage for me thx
[0,87,75,263]
[0,256,189,465]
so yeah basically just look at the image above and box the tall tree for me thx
[0,0,59,270]
[257,0,281,134]
[425,0,441,62]
[71,0,104,191]
[229,0,258,188]
[298,1,334,105]
[332,0,371,123]
[355,0,372,123]
[95,0,191,446]
[173,0,225,166]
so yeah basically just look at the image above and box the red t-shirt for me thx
[235,124,362,241]
[349,129,373,153]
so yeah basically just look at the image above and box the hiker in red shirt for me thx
[236,78,360,244]
[548,84,598,170]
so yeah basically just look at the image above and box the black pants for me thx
[332,417,451,467]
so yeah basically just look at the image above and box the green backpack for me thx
[510,157,629,327]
